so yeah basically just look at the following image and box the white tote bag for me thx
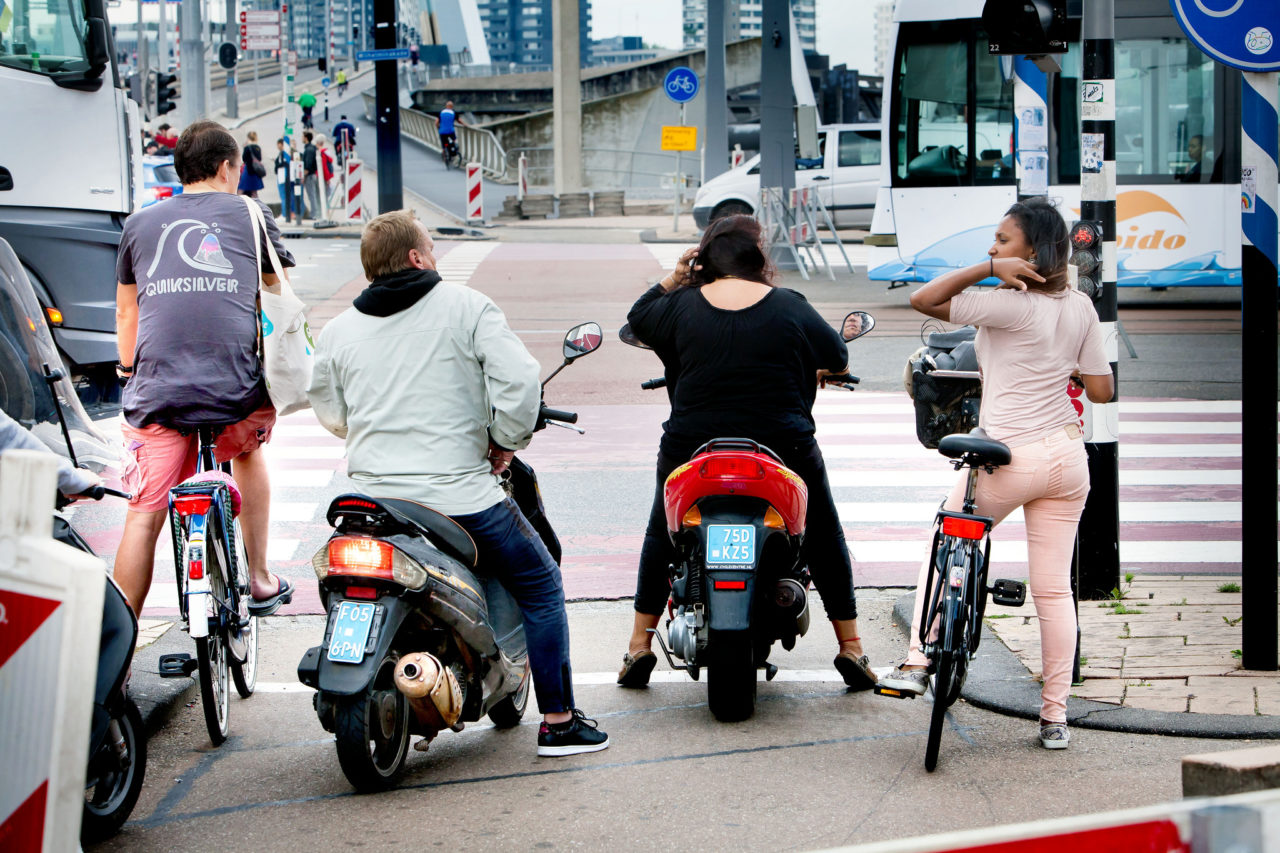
[244,196,314,415]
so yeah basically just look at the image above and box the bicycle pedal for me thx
[158,653,197,678]
[873,684,915,699]
[989,578,1027,607]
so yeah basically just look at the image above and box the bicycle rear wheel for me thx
[924,589,966,772]
[925,648,956,772]
[197,518,232,744]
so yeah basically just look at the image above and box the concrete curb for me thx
[129,623,198,736]
[889,593,1280,739]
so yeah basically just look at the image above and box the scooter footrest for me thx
[158,652,197,678]
[989,578,1027,607]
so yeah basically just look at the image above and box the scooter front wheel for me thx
[333,653,410,792]
[487,659,531,729]
[707,633,756,723]
[82,698,146,842]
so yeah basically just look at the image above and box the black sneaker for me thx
[537,709,610,757]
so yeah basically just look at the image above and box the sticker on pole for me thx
[661,126,698,151]
[663,66,699,104]
[1169,0,1280,71]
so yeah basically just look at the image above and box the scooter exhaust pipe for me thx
[394,652,463,745]
[774,578,810,637]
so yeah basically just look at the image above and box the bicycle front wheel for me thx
[196,632,230,745]
[231,614,258,698]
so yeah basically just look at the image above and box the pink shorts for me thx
[120,402,276,512]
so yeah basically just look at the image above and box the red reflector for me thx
[942,517,987,540]
[345,585,379,600]
[188,559,204,580]
[327,537,394,579]
[338,498,379,510]
[173,494,213,517]
[713,580,747,590]
[700,457,765,480]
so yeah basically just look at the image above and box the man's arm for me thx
[115,282,138,368]
[306,339,349,439]
[473,298,541,453]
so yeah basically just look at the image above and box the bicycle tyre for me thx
[231,614,258,698]
[196,632,230,745]
[924,648,954,772]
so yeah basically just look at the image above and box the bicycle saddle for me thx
[937,428,1011,467]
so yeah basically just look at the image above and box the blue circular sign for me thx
[663,66,700,104]
[1169,0,1280,72]
[321,76,331,88]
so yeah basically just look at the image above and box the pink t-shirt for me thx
[950,287,1111,447]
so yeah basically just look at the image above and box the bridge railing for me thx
[507,146,703,192]
[361,92,510,181]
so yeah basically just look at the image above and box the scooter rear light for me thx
[713,580,747,590]
[942,517,987,540]
[173,494,213,517]
[188,559,204,580]
[682,505,702,527]
[345,585,379,600]
[700,456,765,480]
[763,506,786,529]
[328,538,394,579]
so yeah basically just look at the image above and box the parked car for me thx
[692,123,881,230]
[142,156,183,208]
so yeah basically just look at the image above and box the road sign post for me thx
[663,66,699,232]
[1169,0,1279,672]
[373,0,402,213]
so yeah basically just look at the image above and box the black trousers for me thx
[633,436,858,621]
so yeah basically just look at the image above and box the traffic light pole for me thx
[1076,0,1120,600]
[225,0,237,119]
[373,0,403,213]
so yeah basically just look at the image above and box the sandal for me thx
[616,650,657,688]
[834,651,877,692]
[248,576,294,616]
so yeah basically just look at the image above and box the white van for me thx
[692,123,882,230]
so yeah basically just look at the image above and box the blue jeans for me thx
[277,181,292,218]
[450,497,574,715]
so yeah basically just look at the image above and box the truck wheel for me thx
[707,633,756,722]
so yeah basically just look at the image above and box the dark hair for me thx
[173,120,239,185]
[1004,197,1069,292]
[690,214,774,286]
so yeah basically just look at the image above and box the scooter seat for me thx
[937,428,1012,467]
[328,494,478,568]
[925,326,977,350]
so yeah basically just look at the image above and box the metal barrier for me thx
[507,146,702,192]
[361,93,510,181]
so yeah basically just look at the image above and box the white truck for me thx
[0,0,141,403]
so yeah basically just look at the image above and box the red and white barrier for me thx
[731,143,745,169]
[517,154,528,202]
[466,162,483,223]
[790,222,811,245]
[0,451,104,850]
[344,157,363,221]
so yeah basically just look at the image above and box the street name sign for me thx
[661,125,698,151]
[356,48,410,62]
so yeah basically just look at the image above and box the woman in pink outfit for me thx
[878,197,1114,750]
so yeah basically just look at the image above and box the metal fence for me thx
[361,93,510,181]
[507,146,702,193]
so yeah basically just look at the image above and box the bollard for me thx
[517,154,528,202]
[0,451,104,850]
[466,163,483,224]
[345,157,364,221]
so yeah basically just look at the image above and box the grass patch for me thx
[1108,603,1144,616]
[1223,615,1244,627]
[1217,582,1241,593]
[1231,649,1243,659]
[985,613,1014,620]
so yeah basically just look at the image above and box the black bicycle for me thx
[877,428,1027,771]
[162,425,259,745]
[441,134,460,169]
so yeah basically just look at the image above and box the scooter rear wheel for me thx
[334,652,410,792]
[487,660,531,729]
[707,634,756,722]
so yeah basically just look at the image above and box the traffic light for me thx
[318,56,327,73]
[1068,220,1103,301]
[155,70,178,116]
[981,0,1068,55]
[352,24,359,40]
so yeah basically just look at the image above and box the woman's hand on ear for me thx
[671,247,702,287]
[992,257,1044,291]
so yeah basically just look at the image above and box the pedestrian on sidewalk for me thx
[307,209,610,758]
[112,119,296,619]
[154,123,179,152]
[274,137,293,223]
[302,130,320,220]
[299,90,317,130]
[238,130,266,198]
[878,197,1114,750]
[616,214,879,692]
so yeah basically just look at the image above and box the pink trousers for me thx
[905,425,1090,723]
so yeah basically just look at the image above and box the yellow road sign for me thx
[661,126,698,152]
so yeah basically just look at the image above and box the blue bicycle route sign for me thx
[1168,0,1280,72]
[663,66,700,104]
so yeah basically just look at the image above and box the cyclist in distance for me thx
[113,120,296,619]
[878,197,1113,750]
[615,214,878,692]
[435,100,463,161]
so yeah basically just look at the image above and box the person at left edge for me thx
[113,120,296,620]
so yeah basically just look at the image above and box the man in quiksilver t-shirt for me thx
[113,120,297,619]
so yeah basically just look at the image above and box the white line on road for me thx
[845,540,1249,563]
[828,469,1243,488]
[835,501,1250,524]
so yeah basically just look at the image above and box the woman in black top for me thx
[238,130,265,198]
[616,215,876,691]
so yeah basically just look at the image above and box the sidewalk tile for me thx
[1122,680,1191,713]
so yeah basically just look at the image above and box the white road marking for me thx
[836,501,1249,524]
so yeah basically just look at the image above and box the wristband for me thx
[115,362,134,376]
[988,257,994,279]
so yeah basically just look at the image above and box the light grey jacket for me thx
[307,281,541,515]
[0,409,98,495]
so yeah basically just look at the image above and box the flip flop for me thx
[248,576,294,616]
[834,651,877,692]
[616,651,657,688]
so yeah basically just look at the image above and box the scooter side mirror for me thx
[563,322,603,360]
[617,323,652,350]
[841,311,875,342]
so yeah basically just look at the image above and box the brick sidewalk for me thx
[984,575,1278,717]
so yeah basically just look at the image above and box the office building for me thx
[682,0,816,54]
[477,0,592,66]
